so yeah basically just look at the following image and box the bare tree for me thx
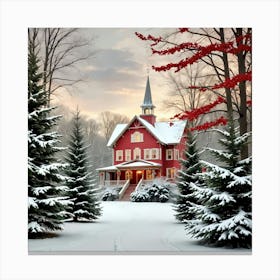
[99,111,129,142]
[162,64,217,123]
[139,28,251,158]
[29,28,95,105]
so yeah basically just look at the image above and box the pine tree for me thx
[185,122,252,248]
[174,130,202,222]
[28,33,71,238]
[65,109,102,222]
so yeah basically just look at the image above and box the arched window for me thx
[131,131,143,143]
[125,170,133,180]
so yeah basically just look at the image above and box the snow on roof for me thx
[96,165,118,171]
[107,115,186,147]
[107,123,127,147]
[139,117,186,145]
[96,160,161,172]
[117,159,161,169]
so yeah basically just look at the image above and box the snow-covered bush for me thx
[147,184,169,202]
[130,179,172,203]
[101,187,121,201]
[130,190,150,202]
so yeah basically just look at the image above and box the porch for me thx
[96,159,162,186]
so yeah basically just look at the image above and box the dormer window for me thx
[131,131,143,143]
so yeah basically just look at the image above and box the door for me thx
[136,170,143,184]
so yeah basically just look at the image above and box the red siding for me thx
[112,119,187,178]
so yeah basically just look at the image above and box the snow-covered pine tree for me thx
[65,109,102,222]
[28,31,72,238]
[186,122,252,248]
[174,130,202,222]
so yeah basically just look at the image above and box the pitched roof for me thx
[96,160,161,171]
[107,115,187,147]
[117,159,161,169]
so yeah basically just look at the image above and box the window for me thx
[174,149,179,160]
[144,148,159,160]
[131,131,143,143]
[116,150,123,161]
[144,149,150,160]
[125,149,131,161]
[166,168,175,179]
[166,149,173,160]
[151,148,159,159]
[133,148,141,160]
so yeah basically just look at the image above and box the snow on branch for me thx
[205,147,232,160]
[28,197,38,209]
[209,192,236,206]
[200,160,252,187]
[216,210,252,232]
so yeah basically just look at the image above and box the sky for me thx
[53,28,178,121]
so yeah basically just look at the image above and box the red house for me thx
[97,77,187,194]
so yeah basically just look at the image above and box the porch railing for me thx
[135,178,143,191]
[103,180,127,187]
[118,179,130,199]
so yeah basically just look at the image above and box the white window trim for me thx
[166,149,173,160]
[125,149,131,161]
[133,147,141,160]
[131,131,144,143]
[144,148,160,160]
[174,149,179,160]
[116,150,123,161]
[151,148,159,160]
[144,149,150,160]
[166,168,174,179]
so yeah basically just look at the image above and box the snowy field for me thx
[29,202,251,254]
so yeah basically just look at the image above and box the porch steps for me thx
[120,184,137,201]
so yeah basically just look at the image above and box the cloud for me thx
[81,48,145,91]
[53,28,173,121]
[93,49,141,71]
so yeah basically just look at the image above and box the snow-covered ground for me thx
[29,202,251,254]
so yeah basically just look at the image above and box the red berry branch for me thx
[188,71,251,92]
[190,116,228,131]
[136,31,251,73]
[135,32,162,47]
[152,42,251,73]
[136,29,251,133]
[151,42,201,55]
[171,96,225,121]
[178,28,189,33]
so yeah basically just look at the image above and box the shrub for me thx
[101,187,121,201]
[130,190,150,202]
[130,180,171,203]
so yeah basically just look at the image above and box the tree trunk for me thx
[236,28,249,159]
[220,28,234,123]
